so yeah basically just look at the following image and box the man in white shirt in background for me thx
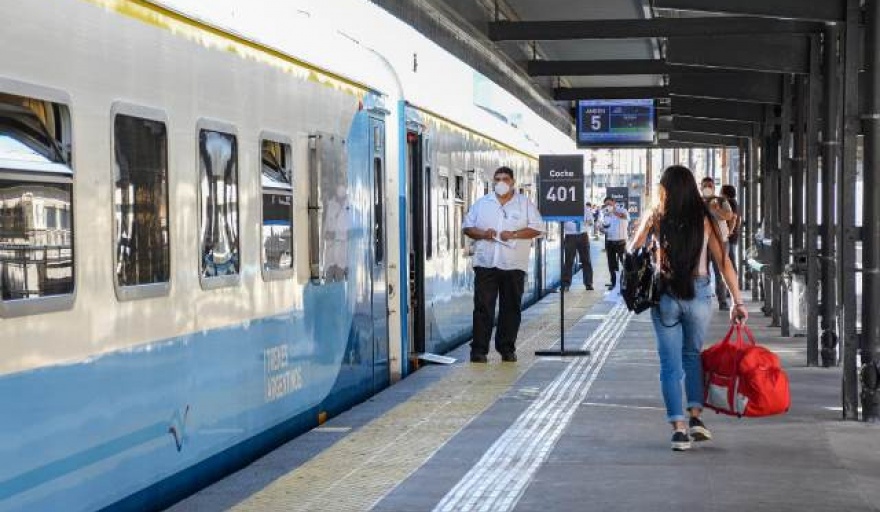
[463,167,544,363]
[561,201,594,292]
[601,196,630,290]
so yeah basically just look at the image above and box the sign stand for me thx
[534,155,590,358]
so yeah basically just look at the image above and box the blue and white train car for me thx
[0,1,573,510]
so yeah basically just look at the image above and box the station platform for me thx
[168,257,880,512]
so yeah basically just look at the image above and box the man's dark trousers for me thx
[605,240,626,287]
[472,267,526,356]
[562,233,592,287]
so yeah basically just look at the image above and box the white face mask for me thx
[702,187,714,198]
[494,181,511,197]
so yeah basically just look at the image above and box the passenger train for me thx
[0,0,574,510]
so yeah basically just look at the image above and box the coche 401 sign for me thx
[545,185,577,202]
[538,154,585,221]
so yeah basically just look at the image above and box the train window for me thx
[439,175,450,254]
[260,137,293,280]
[454,175,464,201]
[374,156,384,263]
[0,90,74,316]
[308,132,348,283]
[112,110,170,300]
[455,204,467,249]
[197,126,240,288]
[425,166,433,260]
[438,205,448,254]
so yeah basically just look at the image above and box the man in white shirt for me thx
[561,201,594,292]
[463,167,544,363]
[601,196,630,289]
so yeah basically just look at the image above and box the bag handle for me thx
[738,324,757,346]
[721,324,737,345]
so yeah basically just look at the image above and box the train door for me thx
[370,118,390,390]
[406,130,427,355]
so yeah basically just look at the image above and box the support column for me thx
[762,108,780,323]
[821,25,841,368]
[780,77,794,337]
[841,0,862,420]
[862,0,880,422]
[749,138,760,301]
[806,34,822,367]
[793,76,806,255]
[739,141,749,291]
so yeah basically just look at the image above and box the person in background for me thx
[601,196,629,289]
[561,202,594,292]
[462,167,544,363]
[721,184,740,272]
[629,165,747,452]
[700,177,735,309]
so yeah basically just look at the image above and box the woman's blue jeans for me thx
[650,277,714,423]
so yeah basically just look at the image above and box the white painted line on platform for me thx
[581,402,665,411]
[433,304,632,512]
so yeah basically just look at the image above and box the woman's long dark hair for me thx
[655,165,716,299]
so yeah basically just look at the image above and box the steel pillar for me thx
[780,77,793,337]
[821,26,840,368]
[840,0,861,420]
[806,34,822,366]
[793,76,806,254]
[749,138,761,301]
[763,108,780,322]
[862,0,880,422]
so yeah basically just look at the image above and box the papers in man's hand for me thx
[493,236,515,248]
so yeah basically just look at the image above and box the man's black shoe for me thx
[585,284,594,290]
[605,283,615,289]
[562,285,570,292]
[500,352,517,362]
[470,353,488,363]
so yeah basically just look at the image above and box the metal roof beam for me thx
[670,72,783,104]
[667,35,810,74]
[530,59,667,76]
[487,17,822,41]
[554,86,669,101]
[653,0,844,22]
[670,96,765,123]
[665,131,743,146]
[555,72,781,104]
[672,116,757,137]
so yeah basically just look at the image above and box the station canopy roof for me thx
[458,0,840,146]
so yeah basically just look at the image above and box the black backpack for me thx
[620,242,661,314]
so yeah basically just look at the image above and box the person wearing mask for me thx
[700,177,735,309]
[601,196,629,289]
[561,202,594,292]
[720,184,740,271]
[462,167,544,363]
[629,165,748,451]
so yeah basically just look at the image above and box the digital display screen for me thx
[576,99,655,146]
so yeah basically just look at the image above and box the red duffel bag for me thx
[702,324,790,418]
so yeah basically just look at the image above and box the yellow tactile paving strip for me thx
[228,289,603,512]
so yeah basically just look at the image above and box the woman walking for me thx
[629,166,748,451]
